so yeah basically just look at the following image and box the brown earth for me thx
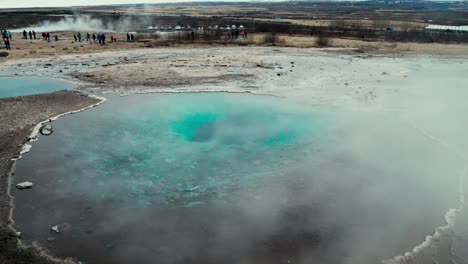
[0,91,101,264]
[1,32,467,65]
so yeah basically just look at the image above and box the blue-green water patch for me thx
[11,92,463,264]
[15,93,331,207]
[0,76,75,98]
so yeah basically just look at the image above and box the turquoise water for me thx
[0,76,75,98]
[18,93,330,206]
[12,92,464,264]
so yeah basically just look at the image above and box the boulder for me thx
[16,181,33,190]
[0,52,9,58]
[40,124,53,136]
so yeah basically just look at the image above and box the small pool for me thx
[14,93,330,206]
[0,76,75,98]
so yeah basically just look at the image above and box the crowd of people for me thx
[22,30,36,40]
[226,29,248,39]
[2,28,250,52]
[74,32,111,45]
[71,32,135,45]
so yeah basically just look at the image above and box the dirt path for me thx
[1,32,467,65]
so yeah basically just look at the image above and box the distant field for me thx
[1,2,467,44]
[1,2,468,29]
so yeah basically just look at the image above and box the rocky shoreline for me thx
[0,91,102,264]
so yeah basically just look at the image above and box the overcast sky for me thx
[2,0,208,8]
[1,0,241,8]
[0,0,458,8]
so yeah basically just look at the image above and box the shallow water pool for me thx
[0,76,75,98]
[15,93,330,206]
[12,92,463,264]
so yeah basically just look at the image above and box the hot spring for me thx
[12,92,463,264]
[0,76,75,98]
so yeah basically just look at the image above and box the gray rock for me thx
[51,225,60,233]
[16,181,33,190]
[40,124,53,136]
[0,52,9,58]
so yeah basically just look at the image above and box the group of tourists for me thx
[110,34,118,43]
[72,32,135,45]
[126,33,135,42]
[22,30,37,40]
[226,29,248,39]
[73,32,107,45]
[1,29,140,52]
[2,30,12,50]
[42,32,52,41]
[3,29,56,51]
[21,30,55,42]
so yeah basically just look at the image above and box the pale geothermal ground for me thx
[0,46,467,264]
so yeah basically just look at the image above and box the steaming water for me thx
[14,93,328,205]
[0,76,75,98]
[11,89,467,263]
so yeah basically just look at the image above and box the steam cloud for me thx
[18,10,153,33]
[11,54,468,264]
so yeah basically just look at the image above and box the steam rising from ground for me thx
[10,53,468,264]
[17,13,150,32]
[31,15,114,32]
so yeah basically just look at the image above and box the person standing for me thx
[127,33,130,42]
[73,33,78,42]
[92,33,96,43]
[32,30,36,39]
[101,34,106,45]
[86,32,91,43]
[22,30,27,39]
[28,31,32,39]
[77,32,82,42]
[4,36,11,50]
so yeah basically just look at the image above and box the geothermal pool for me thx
[0,76,75,98]
[17,93,330,206]
[12,93,463,264]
